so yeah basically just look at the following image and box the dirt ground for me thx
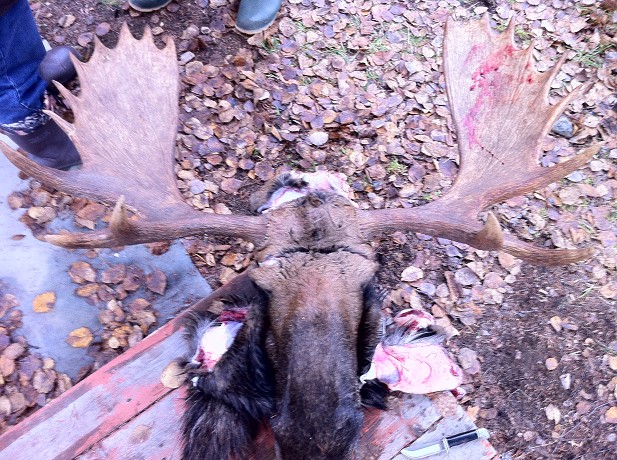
[1,0,616,458]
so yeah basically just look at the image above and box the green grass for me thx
[515,27,532,41]
[609,203,617,223]
[264,72,280,81]
[261,37,281,54]
[98,0,122,7]
[349,15,361,30]
[325,44,356,62]
[367,35,390,54]
[294,21,309,33]
[422,190,442,201]
[404,27,425,48]
[386,159,406,175]
[574,44,614,68]
[365,68,381,84]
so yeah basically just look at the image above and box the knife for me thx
[400,428,490,458]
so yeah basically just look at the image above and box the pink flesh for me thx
[371,343,463,394]
[191,321,243,371]
[260,171,353,212]
[393,308,435,331]
[365,309,463,394]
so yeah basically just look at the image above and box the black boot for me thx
[38,45,82,94]
[236,0,282,34]
[4,116,81,170]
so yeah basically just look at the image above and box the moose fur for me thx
[182,190,389,460]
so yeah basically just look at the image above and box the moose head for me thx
[0,15,597,460]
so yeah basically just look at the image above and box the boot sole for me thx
[129,0,172,12]
[235,16,277,35]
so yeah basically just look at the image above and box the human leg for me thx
[0,0,47,125]
[0,0,81,170]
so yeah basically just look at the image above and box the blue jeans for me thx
[0,0,46,125]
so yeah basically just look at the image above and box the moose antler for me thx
[360,15,596,265]
[0,24,265,248]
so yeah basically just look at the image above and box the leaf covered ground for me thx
[1,0,616,458]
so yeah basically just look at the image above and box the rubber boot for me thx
[38,46,82,93]
[128,0,172,12]
[5,118,81,170]
[236,0,282,34]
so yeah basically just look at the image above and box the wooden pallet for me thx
[0,274,497,460]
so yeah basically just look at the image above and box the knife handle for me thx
[446,428,488,448]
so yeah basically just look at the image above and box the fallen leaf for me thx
[32,291,56,313]
[129,424,152,444]
[101,264,126,284]
[145,241,171,255]
[545,357,559,371]
[146,269,167,295]
[549,316,563,332]
[76,202,106,221]
[545,403,562,424]
[58,14,76,28]
[2,343,25,359]
[77,32,93,47]
[0,293,19,318]
[401,266,424,282]
[95,22,111,37]
[129,298,151,313]
[66,327,94,348]
[0,396,10,416]
[68,261,97,284]
[161,359,187,389]
[8,392,26,413]
[27,206,56,223]
[0,355,15,377]
[458,348,481,375]
[606,406,617,424]
[75,283,100,298]
[32,369,56,394]
[122,266,144,291]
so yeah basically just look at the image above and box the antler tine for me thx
[359,204,504,251]
[360,15,595,265]
[44,108,75,137]
[43,195,266,248]
[1,23,268,248]
[503,235,593,266]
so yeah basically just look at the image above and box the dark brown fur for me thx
[182,192,387,460]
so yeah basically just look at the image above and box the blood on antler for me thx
[0,24,265,248]
[360,15,597,265]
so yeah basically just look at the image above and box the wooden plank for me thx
[0,321,187,460]
[391,397,498,460]
[79,390,489,460]
[357,394,441,460]
[77,390,186,460]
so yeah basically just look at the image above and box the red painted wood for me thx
[77,390,485,460]
[0,321,186,460]
[77,390,186,460]
[391,398,498,460]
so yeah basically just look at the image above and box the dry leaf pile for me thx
[0,288,72,433]
[3,0,616,456]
